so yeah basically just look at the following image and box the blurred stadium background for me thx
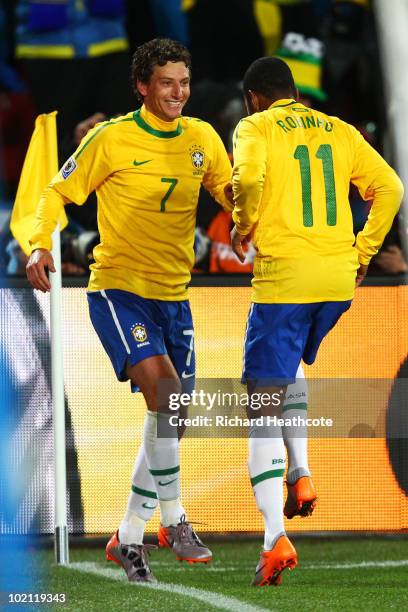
[0,0,407,587]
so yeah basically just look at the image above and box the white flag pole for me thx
[374,0,408,258]
[50,223,69,565]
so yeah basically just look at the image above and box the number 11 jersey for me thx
[232,99,403,303]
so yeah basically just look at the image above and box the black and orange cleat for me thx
[158,514,212,564]
[106,530,157,582]
[252,535,298,586]
[284,476,317,519]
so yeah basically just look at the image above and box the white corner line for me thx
[67,561,270,612]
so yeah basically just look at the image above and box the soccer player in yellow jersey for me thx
[231,57,403,586]
[26,39,233,582]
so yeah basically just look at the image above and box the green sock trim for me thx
[149,465,180,476]
[282,402,308,413]
[251,469,285,487]
[131,485,157,499]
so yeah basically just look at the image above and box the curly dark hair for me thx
[243,57,296,100]
[131,38,192,100]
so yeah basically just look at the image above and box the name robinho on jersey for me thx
[277,111,333,133]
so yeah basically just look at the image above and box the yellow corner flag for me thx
[10,112,68,255]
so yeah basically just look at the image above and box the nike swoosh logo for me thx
[158,478,177,487]
[133,159,152,167]
[181,371,195,379]
[142,502,157,509]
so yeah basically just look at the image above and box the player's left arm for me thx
[231,116,267,237]
[350,126,404,267]
[201,125,234,212]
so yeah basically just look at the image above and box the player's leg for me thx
[282,366,317,519]
[125,354,187,525]
[108,354,186,582]
[302,300,352,367]
[247,385,296,585]
[246,383,298,585]
[283,364,309,483]
[87,289,175,581]
[118,446,158,545]
[155,300,212,563]
[243,303,307,585]
[281,299,352,521]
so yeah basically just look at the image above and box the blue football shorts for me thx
[87,289,195,393]
[242,301,352,386]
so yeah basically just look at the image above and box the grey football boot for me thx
[106,531,157,582]
[158,514,212,563]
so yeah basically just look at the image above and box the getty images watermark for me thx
[157,377,407,438]
[165,388,333,430]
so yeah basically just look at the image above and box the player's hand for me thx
[355,263,368,287]
[26,248,56,292]
[230,226,250,263]
[74,112,106,145]
[224,183,234,206]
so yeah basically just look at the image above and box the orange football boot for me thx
[284,476,317,519]
[252,535,298,586]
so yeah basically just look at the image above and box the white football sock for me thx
[118,510,146,546]
[118,445,157,545]
[249,422,286,551]
[143,410,185,527]
[282,365,310,484]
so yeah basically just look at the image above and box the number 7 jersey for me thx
[30,106,233,300]
[232,99,403,303]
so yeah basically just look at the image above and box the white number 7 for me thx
[183,329,194,367]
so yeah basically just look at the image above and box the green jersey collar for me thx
[133,109,183,138]
[269,99,297,109]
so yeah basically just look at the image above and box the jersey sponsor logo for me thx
[272,459,285,465]
[133,159,152,167]
[131,323,148,343]
[61,156,77,179]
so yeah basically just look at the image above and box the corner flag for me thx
[10,111,70,565]
[10,112,68,255]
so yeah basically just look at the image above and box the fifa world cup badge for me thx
[61,156,77,179]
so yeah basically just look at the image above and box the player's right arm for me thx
[26,122,112,291]
[231,116,267,237]
[26,186,71,291]
[201,124,234,212]
[230,116,267,261]
[349,126,404,280]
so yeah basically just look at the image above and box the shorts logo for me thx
[131,323,148,343]
[61,156,77,179]
[190,146,205,174]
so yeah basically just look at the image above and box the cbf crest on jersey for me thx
[190,145,205,176]
[131,323,148,344]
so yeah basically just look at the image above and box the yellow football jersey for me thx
[232,99,403,303]
[30,106,233,299]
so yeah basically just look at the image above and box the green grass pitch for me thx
[34,538,408,611]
